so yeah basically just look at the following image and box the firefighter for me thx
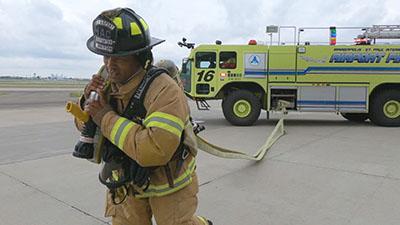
[80,7,212,225]
[155,59,183,89]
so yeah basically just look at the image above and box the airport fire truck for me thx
[178,25,400,126]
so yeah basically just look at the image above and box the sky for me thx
[0,0,400,78]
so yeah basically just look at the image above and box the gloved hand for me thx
[73,141,94,159]
[73,118,97,159]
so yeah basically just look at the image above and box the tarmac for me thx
[0,88,400,225]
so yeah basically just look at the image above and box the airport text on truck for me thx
[178,25,400,127]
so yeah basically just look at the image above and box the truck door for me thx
[268,46,297,83]
[193,51,218,97]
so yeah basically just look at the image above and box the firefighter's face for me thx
[103,55,141,84]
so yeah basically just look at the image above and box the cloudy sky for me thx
[0,0,400,78]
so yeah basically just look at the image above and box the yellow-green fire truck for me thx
[179,25,400,127]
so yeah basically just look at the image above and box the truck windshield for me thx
[180,58,192,93]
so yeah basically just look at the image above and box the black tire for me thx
[369,89,400,127]
[222,90,261,126]
[341,113,369,122]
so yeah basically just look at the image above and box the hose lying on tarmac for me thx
[196,101,289,161]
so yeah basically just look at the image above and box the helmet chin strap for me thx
[121,67,143,85]
[122,58,152,84]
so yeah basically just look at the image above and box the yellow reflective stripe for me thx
[110,117,136,150]
[117,122,134,149]
[144,112,184,137]
[112,17,123,29]
[140,18,148,30]
[137,158,196,198]
[144,112,185,129]
[110,117,125,144]
[130,22,142,35]
[146,121,181,137]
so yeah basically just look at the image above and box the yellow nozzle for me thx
[66,101,89,123]
[66,65,107,124]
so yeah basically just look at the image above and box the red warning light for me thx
[248,40,257,45]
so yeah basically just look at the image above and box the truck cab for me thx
[179,25,400,127]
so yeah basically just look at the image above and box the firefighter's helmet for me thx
[87,8,164,56]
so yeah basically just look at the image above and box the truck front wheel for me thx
[369,89,400,127]
[222,90,261,126]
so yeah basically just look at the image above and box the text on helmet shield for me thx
[95,26,113,40]
[94,19,116,30]
[93,18,117,53]
[95,36,114,45]
[95,43,113,53]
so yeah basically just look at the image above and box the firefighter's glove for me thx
[129,160,151,188]
[73,141,94,159]
[85,88,112,127]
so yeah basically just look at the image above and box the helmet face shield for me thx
[87,8,165,56]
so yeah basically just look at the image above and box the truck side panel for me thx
[268,46,297,83]
[296,45,400,88]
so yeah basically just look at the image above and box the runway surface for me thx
[1,89,399,225]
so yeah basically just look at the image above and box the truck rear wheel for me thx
[341,113,369,122]
[222,90,261,126]
[369,89,400,127]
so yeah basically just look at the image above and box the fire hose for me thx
[195,101,288,161]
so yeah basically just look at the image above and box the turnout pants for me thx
[105,173,208,225]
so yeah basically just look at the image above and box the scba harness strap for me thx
[99,66,188,202]
[124,66,169,121]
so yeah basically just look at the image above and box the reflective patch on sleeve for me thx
[110,117,136,150]
[143,112,184,137]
